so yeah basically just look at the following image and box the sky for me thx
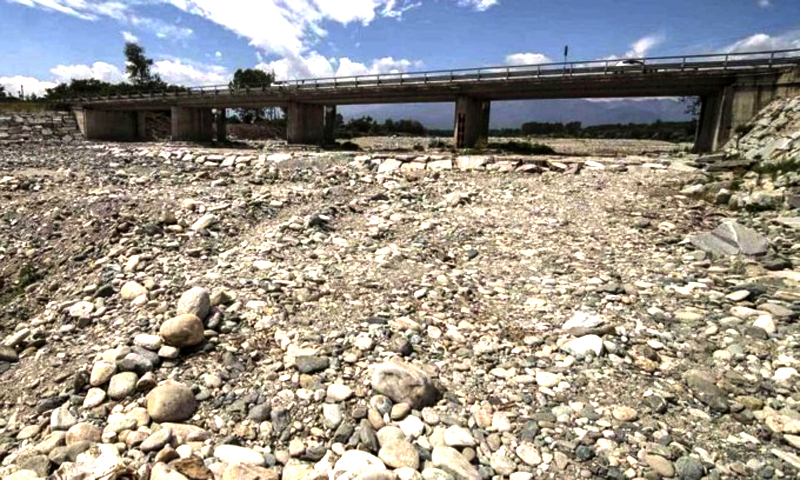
[1,0,800,97]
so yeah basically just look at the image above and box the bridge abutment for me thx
[82,109,142,141]
[171,107,214,141]
[454,96,490,149]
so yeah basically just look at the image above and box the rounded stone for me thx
[66,423,101,445]
[107,372,138,400]
[213,444,266,466]
[177,287,211,320]
[645,454,675,478]
[379,439,420,469]
[90,361,116,386]
[83,388,106,408]
[160,314,204,348]
[121,281,147,300]
[147,382,197,423]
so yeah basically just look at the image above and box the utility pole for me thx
[563,45,569,75]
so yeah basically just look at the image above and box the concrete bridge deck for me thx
[70,49,800,152]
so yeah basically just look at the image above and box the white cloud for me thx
[0,75,57,97]
[626,34,664,58]
[215,51,222,58]
[724,30,800,53]
[122,30,138,43]
[258,53,421,80]
[457,0,498,11]
[505,53,552,66]
[153,59,229,86]
[50,61,127,82]
[11,1,193,40]
[758,0,771,7]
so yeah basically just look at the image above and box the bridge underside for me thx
[74,67,800,152]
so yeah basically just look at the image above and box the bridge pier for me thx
[82,109,142,141]
[216,109,227,143]
[454,96,491,149]
[171,107,214,142]
[287,103,326,145]
[324,105,337,145]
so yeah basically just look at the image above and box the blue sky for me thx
[2,0,800,96]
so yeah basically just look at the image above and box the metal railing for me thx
[73,48,800,103]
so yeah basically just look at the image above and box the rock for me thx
[333,450,386,480]
[82,388,106,408]
[160,314,204,348]
[683,369,729,413]
[151,462,189,480]
[295,355,330,373]
[50,406,77,431]
[191,214,216,231]
[535,371,561,388]
[645,454,675,477]
[561,312,604,332]
[674,455,704,480]
[222,463,278,480]
[378,439,420,469]
[689,220,769,256]
[147,382,197,422]
[611,406,638,422]
[170,456,213,480]
[121,281,147,300]
[5,471,39,480]
[443,426,476,447]
[0,345,19,362]
[489,450,517,475]
[371,360,440,409]
[327,384,354,402]
[515,443,542,466]
[282,464,319,480]
[69,301,94,318]
[107,372,138,400]
[562,335,604,357]
[90,361,116,386]
[66,423,101,445]
[16,454,51,477]
[134,334,162,351]
[140,428,172,452]
[214,445,266,466]
[754,314,776,335]
[432,447,480,480]
[177,287,211,320]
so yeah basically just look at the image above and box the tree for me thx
[0,85,5,98]
[125,42,155,85]
[681,96,701,121]
[229,68,277,123]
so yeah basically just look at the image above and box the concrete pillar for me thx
[454,96,491,149]
[694,88,733,153]
[216,109,228,143]
[287,103,325,145]
[83,109,138,141]
[136,111,148,141]
[324,106,337,145]
[171,107,214,141]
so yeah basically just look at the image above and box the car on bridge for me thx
[612,59,648,73]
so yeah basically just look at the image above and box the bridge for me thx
[70,49,800,152]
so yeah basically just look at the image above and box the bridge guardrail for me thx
[71,48,800,103]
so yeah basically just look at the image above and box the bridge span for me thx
[70,49,800,152]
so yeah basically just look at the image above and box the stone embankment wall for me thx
[0,111,81,144]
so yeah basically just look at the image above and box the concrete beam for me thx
[216,109,228,143]
[171,107,214,141]
[83,109,139,141]
[454,96,490,148]
[287,103,325,145]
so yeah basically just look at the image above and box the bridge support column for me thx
[83,109,139,141]
[694,88,733,153]
[454,96,491,149]
[324,106,337,145]
[287,103,325,145]
[171,107,214,141]
[216,109,227,143]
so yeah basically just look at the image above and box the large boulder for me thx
[147,382,197,423]
[371,360,441,409]
[689,220,769,256]
[159,314,204,348]
[177,287,211,320]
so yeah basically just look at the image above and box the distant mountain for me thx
[339,98,691,130]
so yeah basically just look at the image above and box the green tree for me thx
[229,68,277,123]
[0,85,5,99]
[125,42,155,85]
